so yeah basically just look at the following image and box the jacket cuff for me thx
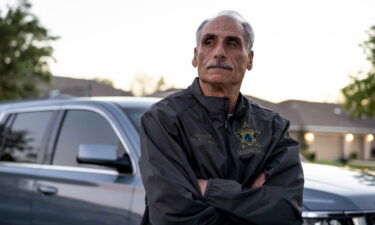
[203,178,244,206]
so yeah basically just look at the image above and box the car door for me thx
[31,108,135,225]
[0,110,55,225]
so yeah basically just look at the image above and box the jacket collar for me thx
[188,77,250,118]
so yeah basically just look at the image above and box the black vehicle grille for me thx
[367,213,375,225]
[303,210,375,225]
[345,211,375,225]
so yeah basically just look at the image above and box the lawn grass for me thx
[347,163,375,171]
[314,160,375,171]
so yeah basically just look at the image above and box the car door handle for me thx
[37,184,58,195]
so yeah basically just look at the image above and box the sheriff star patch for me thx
[235,122,263,154]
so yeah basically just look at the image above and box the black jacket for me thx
[139,78,304,225]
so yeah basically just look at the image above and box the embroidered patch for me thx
[191,133,214,144]
[235,122,263,154]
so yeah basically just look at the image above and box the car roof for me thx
[88,96,160,108]
[0,96,161,111]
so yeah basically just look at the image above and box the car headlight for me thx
[302,211,347,225]
[303,219,342,225]
[303,210,375,225]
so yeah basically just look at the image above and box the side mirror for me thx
[78,144,132,173]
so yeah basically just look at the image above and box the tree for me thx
[342,25,375,118]
[155,76,167,93]
[130,74,171,96]
[94,77,114,87]
[0,0,58,100]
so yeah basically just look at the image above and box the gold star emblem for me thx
[235,122,262,152]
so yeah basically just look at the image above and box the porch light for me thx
[345,133,354,142]
[304,132,315,143]
[367,134,374,142]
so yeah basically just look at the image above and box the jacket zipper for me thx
[225,114,232,130]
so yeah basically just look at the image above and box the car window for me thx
[121,107,147,132]
[0,111,53,163]
[53,110,125,170]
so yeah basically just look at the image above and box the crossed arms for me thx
[198,172,265,196]
[139,111,304,225]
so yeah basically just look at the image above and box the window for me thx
[121,107,147,132]
[0,111,53,163]
[53,110,125,169]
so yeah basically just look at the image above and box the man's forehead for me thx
[201,16,244,38]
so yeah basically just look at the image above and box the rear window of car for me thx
[0,111,54,163]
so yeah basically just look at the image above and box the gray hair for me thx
[195,10,254,52]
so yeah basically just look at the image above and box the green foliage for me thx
[342,72,375,118]
[349,152,358,160]
[342,25,375,118]
[315,160,375,171]
[362,25,375,67]
[0,0,58,100]
[155,76,166,93]
[296,128,308,152]
[130,74,172,96]
[94,77,114,87]
[301,151,315,161]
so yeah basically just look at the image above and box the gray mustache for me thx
[206,61,234,70]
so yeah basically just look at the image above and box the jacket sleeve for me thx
[139,110,227,225]
[204,118,304,225]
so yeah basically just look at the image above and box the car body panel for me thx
[0,163,40,225]
[303,162,375,211]
[31,165,134,225]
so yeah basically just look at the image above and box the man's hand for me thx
[251,172,265,188]
[197,179,208,196]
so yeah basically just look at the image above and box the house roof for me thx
[246,95,278,111]
[39,76,132,97]
[145,88,182,98]
[248,97,375,132]
[275,100,375,132]
[149,88,375,133]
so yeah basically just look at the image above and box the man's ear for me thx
[246,50,254,70]
[192,47,198,68]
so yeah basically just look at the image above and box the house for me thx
[273,100,375,161]
[148,88,375,161]
[39,76,132,97]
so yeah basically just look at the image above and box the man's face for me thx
[192,16,254,87]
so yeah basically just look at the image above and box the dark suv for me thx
[0,97,374,225]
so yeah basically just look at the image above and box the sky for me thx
[2,0,375,103]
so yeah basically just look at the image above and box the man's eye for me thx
[227,41,238,47]
[203,39,214,46]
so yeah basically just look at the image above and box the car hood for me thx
[302,162,375,211]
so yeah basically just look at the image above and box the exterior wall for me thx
[352,135,364,159]
[365,137,375,160]
[290,131,374,161]
[309,133,343,161]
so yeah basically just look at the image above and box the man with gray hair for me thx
[139,10,304,225]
